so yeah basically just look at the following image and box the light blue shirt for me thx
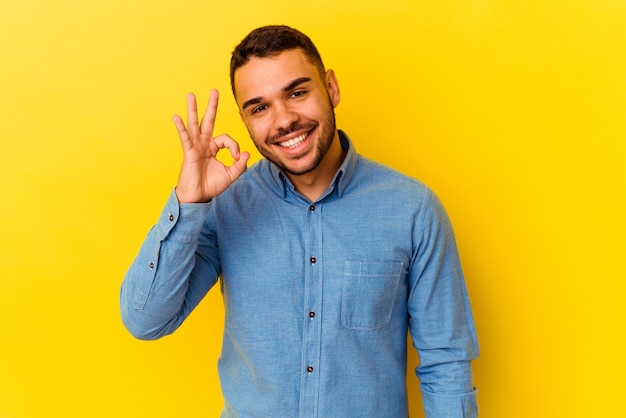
[121,131,479,417]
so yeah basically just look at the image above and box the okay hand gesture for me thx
[173,90,250,203]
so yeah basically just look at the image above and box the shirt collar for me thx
[269,130,357,201]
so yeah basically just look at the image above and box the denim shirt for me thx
[121,131,479,418]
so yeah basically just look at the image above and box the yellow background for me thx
[1,0,625,417]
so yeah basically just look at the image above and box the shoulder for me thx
[353,155,434,201]
[350,155,454,227]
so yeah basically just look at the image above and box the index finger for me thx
[199,89,219,138]
[185,92,200,139]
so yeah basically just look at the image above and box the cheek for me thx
[243,119,262,138]
[308,97,333,119]
[244,121,269,146]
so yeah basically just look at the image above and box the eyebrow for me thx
[241,77,312,110]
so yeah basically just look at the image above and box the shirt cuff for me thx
[421,387,478,418]
[156,188,212,244]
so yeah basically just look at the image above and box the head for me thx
[229,26,343,185]
[230,25,326,98]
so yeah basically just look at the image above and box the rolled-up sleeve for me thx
[422,388,478,418]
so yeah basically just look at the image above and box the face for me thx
[234,49,341,178]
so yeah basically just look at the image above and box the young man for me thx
[121,25,479,417]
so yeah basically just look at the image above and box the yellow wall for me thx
[1,0,624,417]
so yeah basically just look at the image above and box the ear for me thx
[325,69,340,108]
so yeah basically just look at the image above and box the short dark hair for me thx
[230,25,326,97]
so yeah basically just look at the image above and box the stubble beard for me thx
[256,108,337,177]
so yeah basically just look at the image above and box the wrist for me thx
[174,187,211,204]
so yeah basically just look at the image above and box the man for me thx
[121,25,479,417]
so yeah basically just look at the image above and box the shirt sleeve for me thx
[120,189,219,340]
[421,389,478,417]
[407,190,479,417]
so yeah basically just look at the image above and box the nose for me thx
[273,101,298,131]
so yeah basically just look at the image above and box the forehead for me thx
[234,49,323,105]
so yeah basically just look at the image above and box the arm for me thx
[120,90,249,339]
[408,191,479,417]
[120,191,215,339]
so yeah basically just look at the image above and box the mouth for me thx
[276,132,309,149]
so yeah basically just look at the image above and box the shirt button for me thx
[309,311,316,318]
[168,214,174,221]
[310,256,316,264]
[307,366,314,373]
[149,262,155,269]
[309,205,315,211]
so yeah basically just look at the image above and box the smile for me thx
[277,132,308,149]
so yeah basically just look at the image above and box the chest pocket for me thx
[341,261,404,330]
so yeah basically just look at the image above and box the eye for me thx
[251,105,267,114]
[290,90,307,98]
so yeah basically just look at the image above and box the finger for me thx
[200,89,219,139]
[227,151,250,181]
[209,133,249,183]
[186,93,200,139]
[212,133,242,160]
[172,114,192,152]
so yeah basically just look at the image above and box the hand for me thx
[173,90,250,203]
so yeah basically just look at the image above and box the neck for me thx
[287,131,345,202]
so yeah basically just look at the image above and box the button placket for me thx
[299,202,323,412]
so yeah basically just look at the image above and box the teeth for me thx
[279,133,307,148]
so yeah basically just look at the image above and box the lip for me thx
[271,127,309,144]
[273,128,314,155]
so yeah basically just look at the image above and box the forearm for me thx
[420,382,478,418]
[412,292,479,418]
[409,190,479,416]
[414,328,478,416]
[120,189,216,339]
